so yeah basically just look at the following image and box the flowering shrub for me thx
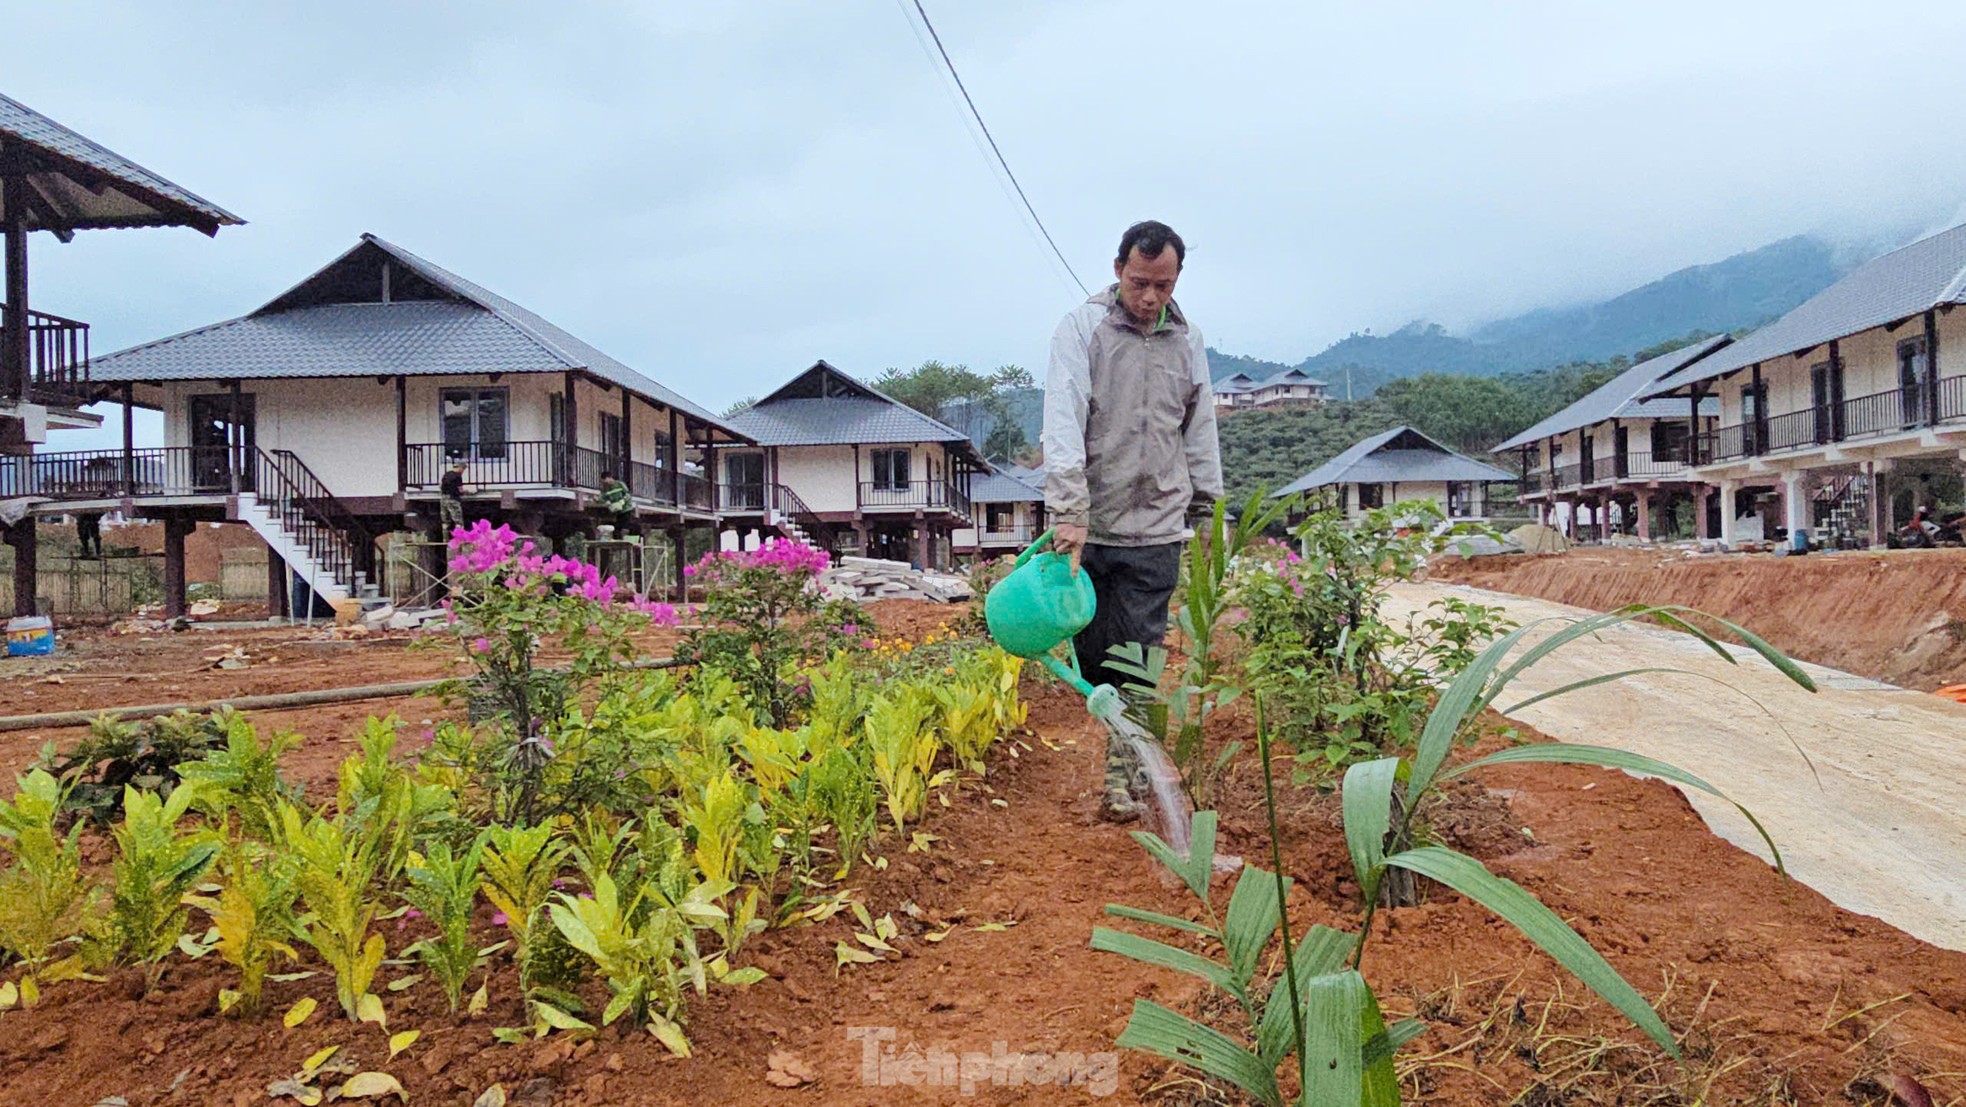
[682,538,859,726]
[439,520,682,822]
[1232,502,1511,781]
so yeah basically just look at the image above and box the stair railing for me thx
[252,449,373,597]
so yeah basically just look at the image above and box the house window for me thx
[653,430,672,469]
[871,448,912,491]
[1356,483,1384,510]
[1446,481,1470,517]
[1650,421,1690,463]
[985,503,1015,533]
[442,388,508,460]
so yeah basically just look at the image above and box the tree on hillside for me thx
[876,360,1033,461]
[1215,400,1405,504]
[1375,374,1540,456]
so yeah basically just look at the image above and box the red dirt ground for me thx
[1,602,1963,1105]
[1431,546,1966,691]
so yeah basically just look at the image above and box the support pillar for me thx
[6,519,37,617]
[163,517,190,618]
[266,548,289,620]
[2,172,29,403]
[912,512,926,568]
[669,527,688,601]
[1869,461,1889,547]
[1634,489,1653,541]
[853,519,869,558]
[1694,487,1712,539]
[1718,481,1739,546]
[1782,471,1809,546]
[122,383,137,496]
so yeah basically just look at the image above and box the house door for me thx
[726,452,765,508]
[1579,435,1595,483]
[1613,425,1629,478]
[188,393,256,493]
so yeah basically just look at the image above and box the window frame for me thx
[441,387,510,461]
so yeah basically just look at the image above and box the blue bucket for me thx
[5,616,55,657]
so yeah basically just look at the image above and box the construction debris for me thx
[818,557,972,604]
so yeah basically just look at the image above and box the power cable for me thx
[900,0,1089,297]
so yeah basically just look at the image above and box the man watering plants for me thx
[1041,220,1223,822]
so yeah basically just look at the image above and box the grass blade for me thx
[1258,926,1358,1067]
[1102,904,1216,936]
[1221,865,1287,985]
[1499,667,1694,714]
[1091,927,1239,998]
[1117,998,1282,1107]
[1442,743,1785,874]
[1384,846,1678,1058]
[1341,758,1400,903]
[1298,971,1367,1107]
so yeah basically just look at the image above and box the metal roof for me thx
[87,235,740,435]
[1490,335,1730,452]
[969,464,1045,503]
[1276,426,1512,496]
[1259,367,1328,388]
[0,93,241,237]
[1646,222,1966,396]
[728,362,979,456]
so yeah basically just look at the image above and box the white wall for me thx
[775,445,859,513]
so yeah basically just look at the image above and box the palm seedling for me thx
[1096,604,1815,1105]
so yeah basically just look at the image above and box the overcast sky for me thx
[12,0,1966,450]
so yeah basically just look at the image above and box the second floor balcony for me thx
[1698,376,1966,464]
[0,306,93,410]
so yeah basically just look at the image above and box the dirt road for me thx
[1385,580,1966,952]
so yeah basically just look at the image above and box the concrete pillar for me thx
[852,520,869,558]
[1782,471,1809,544]
[1870,461,1890,547]
[1694,487,1712,539]
[1634,490,1652,541]
[669,527,688,600]
[163,517,190,618]
[6,519,37,617]
[266,547,289,620]
[1718,481,1739,546]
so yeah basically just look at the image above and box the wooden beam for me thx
[2,173,27,401]
[395,375,408,490]
[227,378,244,494]
[1923,311,1940,425]
[122,383,136,496]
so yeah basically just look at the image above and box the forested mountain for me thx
[1206,233,1850,394]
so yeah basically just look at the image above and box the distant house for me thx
[0,93,241,616]
[1214,368,1330,413]
[5,234,743,615]
[951,463,1045,560]
[1275,425,1511,522]
[1492,336,1729,541]
[720,361,984,568]
[1643,222,1966,548]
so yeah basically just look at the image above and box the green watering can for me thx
[984,528,1126,720]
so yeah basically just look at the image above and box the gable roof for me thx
[727,362,980,457]
[1647,222,1966,396]
[1259,368,1328,388]
[1491,335,1730,452]
[1276,426,1512,496]
[0,92,241,237]
[970,463,1046,503]
[1216,372,1260,393]
[87,234,738,434]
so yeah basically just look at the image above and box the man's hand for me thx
[1051,523,1088,575]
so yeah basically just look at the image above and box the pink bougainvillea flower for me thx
[470,637,491,653]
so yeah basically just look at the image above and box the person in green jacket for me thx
[600,470,636,537]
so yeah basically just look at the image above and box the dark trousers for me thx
[1073,541,1183,691]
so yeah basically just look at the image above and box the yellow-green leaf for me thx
[719,966,768,986]
[849,901,874,931]
[466,982,489,1016]
[924,927,954,943]
[20,975,41,1005]
[385,974,421,993]
[472,1087,507,1107]
[908,832,940,853]
[0,981,15,1010]
[853,932,895,954]
[534,1003,594,1035]
[268,971,319,982]
[283,997,318,1028]
[177,933,212,958]
[338,1071,406,1100]
[388,1030,420,1059]
[302,1045,340,1073]
[356,993,387,1030]
[834,941,880,973]
[874,914,899,941]
[926,769,957,788]
[649,1015,692,1057]
[267,1077,324,1105]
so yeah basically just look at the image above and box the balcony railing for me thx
[858,479,972,518]
[404,442,714,512]
[1700,378,1966,464]
[978,520,1038,543]
[0,305,92,409]
[0,446,239,499]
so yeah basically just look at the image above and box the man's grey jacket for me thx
[1041,285,1224,547]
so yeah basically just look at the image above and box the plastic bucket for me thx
[5,615,55,657]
